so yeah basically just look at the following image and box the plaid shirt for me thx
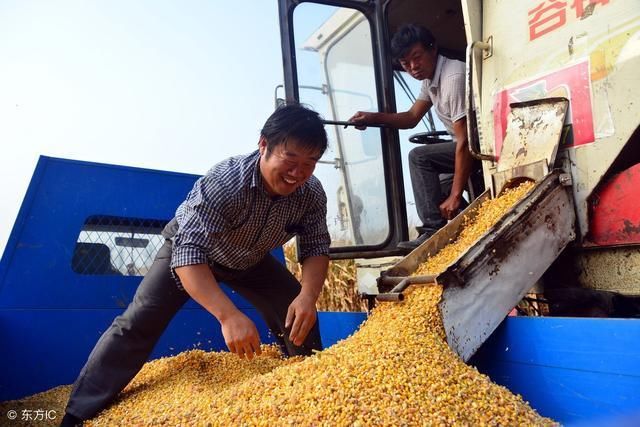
[167,150,330,275]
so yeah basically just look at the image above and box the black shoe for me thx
[397,230,436,251]
[60,413,83,427]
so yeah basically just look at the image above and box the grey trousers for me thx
[65,240,321,420]
[408,142,457,231]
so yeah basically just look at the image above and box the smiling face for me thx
[398,42,438,81]
[258,137,321,197]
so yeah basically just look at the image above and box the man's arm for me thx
[286,254,329,346]
[349,99,432,129]
[175,264,261,359]
[439,117,474,219]
[171,174,261,359]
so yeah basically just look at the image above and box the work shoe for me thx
[59,413,83,427]
[397,229,437,251]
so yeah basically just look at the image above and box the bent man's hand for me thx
[285,292,318,347]
[348,111,373,130]
[439,194,462,221]
[220,311,262,360]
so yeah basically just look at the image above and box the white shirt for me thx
[417,54,466,136]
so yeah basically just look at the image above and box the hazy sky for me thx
[0,1,287,254]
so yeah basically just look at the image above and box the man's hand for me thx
[443,117,473,221]
[176,264,262,360]
[285,292,318,346]
[220,311,262,360]
[439,194,462,220]
[348,111,375,130]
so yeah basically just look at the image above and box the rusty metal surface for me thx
[438,172,576,361]
[491,159,548,197]
[496,98,569,174]
[587,162,640,247]
[576,247,640,295]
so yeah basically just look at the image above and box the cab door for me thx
[278,0,408,259]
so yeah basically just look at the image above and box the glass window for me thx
[72,215,168,276]
[293,4,388,248]
[392,70,451,239]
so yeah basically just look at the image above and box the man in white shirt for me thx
[350,24,475,250]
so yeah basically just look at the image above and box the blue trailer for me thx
[1,157,639,426]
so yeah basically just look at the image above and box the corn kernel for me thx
[0,182,553,426]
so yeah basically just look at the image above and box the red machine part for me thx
[587,163,640,247]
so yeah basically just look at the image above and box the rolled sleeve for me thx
[297,189,331,262]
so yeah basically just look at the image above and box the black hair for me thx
[260,103,328,156]
[390,23,437,61]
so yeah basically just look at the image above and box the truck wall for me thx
[470,316,640,424]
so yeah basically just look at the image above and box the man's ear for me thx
[258,136,267,155]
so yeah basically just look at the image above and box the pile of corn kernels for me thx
[87,285,551,426]
[1,287,554,426]
[1,181,553,426]
[414,181,535,276]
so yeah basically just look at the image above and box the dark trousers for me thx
[408,142,456,230]
[65,240,321,420]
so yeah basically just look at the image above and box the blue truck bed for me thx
[1,156,638,425]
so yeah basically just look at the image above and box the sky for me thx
[0,1,287,254]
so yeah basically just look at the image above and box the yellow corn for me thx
[414,181,535,276]
[0,182,554,426]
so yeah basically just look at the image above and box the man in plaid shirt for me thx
[62,104,331,426]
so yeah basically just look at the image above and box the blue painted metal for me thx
[0,156,363,401]
[2,156,639,427]
[318,311,366,347]
[471,316,640,425]
[0,156,285,310]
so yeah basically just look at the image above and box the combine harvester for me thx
[276,0,640,423]
[1,0,639,425]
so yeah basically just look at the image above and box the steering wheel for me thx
[408,130,451,145]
